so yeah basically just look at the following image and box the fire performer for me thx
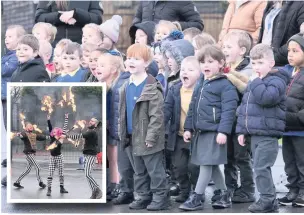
[13,123,49,189]
[62,116,102,199]
[46,113,69,197]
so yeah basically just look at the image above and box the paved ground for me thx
[1,148,303,213]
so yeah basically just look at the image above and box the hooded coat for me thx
[129,21,156,46]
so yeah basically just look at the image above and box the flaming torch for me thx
[67,87,76,112]
[19,113,26,129]
[10,132,17,140]
[41,96,54,117]
[33,124,43,133]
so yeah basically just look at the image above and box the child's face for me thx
[166,51,178,73]
[81,50,91,68]
[89,51,103,76]
[153,47,165,70]
[96,57,115,82]
[200,55,223,79]
[53,47,63,72]
[135,29,148,45]
[5,28,19,50]
[288,41,304,67]
[180,61,201,89]
[192,40,200,56]
[16,44,37,64]
[222,37,245,64]
[125,56,148,75]
[100,35,114,50]
[82,28,102,46]
[61,51,81,73]
[251,57,274,79]
[155,26,170,42]
[184,34,193,43]
[33,27,51,42]
[40,52,51,65]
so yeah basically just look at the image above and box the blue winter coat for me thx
[236,69,290,137]
[164,81,184,151]
[108,72,131,140]
[1,50,18,100]
[184,75,239,135]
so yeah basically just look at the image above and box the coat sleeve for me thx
[286,110,304,128]
[62,114,69,134]
[218,84,239,135]
[164,86,174,125]
[36,134,50,141]
[250,77,286,107]
[218,2,234,45]
[35,1,61,25]
[132,1,143,25]
[73,1,103,26]
[252,1,267,44]
[2,55,18,77]
[145,91,164,145]
[177,1,204,31]
[47,120,52,133]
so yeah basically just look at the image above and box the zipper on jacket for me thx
[245,91,251,134]
[286,72,301,95]
[196,86,205,127]
[213,107,216,123]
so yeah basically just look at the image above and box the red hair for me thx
[126,44,152,63]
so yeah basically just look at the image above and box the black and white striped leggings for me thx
[47,154,64,188]
[16,154,42,183]
[84,155,99,191]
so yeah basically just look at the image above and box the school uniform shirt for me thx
[126,77,147,134]
[55,67,87,82]
[179,86,193,136]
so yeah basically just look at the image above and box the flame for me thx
[71,120,87,130]
[68,87,76,112]
[10,132,17,140]
[33,124,42,133]
[67,138,79,148]
[19,113,26,129]
[57,89,76,112]
[41,96,53,116]
[62,92,67,102]
[46,142,57,150]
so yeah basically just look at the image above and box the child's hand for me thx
[47,115,50,120]
[145,142,153,148]
[183,131,192,142]
[216,133,227,145]
[60,135,66,139]
[238,134,245,146]
[65,113,69,118]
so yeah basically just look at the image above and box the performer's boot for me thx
[60,185,68,193]
[46,187,51,196]
[39,182,46,189]
[13,182,24,189]
[95,187,102,199]
[90,189,96,199]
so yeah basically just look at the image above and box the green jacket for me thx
[118,74,165,156]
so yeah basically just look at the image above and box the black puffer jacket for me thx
[35,1,103,45]
[10,57,50,82]
[133,1,204,31]
[258,1,304,66]
[285,68,304,131]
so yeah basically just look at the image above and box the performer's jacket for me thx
[67,128,98,156]
[20,131,49,154]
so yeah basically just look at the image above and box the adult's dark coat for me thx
[285,68,304,131]
[10,57,50,82]
[236,69,290,137]
[133,1,204,31]
[35,1,103,45]
[258,1,304,66]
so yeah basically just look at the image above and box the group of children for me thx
[12,113,102,199]
[1,13,304,212]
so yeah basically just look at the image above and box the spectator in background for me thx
[2,25,26,127]
[183,27,202,43]
[219,0,266,46]
[35,1,103,45]
[258,0,304,66]
[132,1,204,31]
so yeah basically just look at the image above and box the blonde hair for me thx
[7,25,26,38]
[223,31,252,56]
[183,27,202,40]
[182,56,201,71]
[250,44,274,61]
[32,22,57,43]
[39,40,53,58]
[126,43,152,63]
[82,23,104,40]
[193,33,216,50]
[55,38,72,53]
[155,20,179,33]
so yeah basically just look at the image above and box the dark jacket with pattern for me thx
[35,1,103,45]
[236,69,290,137]
[258,1,304,66]
[118,74,165,156]
[19,131,49,154]
[133,1,204,31]
[67,129,99,155]
[285,67,304,131]
[184,75,239,135]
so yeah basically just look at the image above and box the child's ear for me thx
[240,47,247,57]
[270,60,275,68]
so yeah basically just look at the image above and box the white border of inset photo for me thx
[6,82,107,203]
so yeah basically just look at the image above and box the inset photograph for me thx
[7,83,106,203]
